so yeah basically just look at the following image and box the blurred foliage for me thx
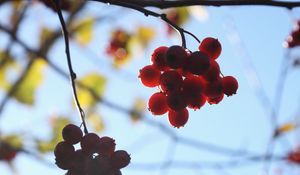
[71,16,95,46]
[130,98,146,122]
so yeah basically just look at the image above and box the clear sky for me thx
[0,1,300,175]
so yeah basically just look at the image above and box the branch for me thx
[53,0,89,134]
[90,0,300,9]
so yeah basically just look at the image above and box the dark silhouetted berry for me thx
[167,91,187,111]
[165,45,188,69]
[80,133,101,154]
[186,51,210,75]
[111,150,131,169]
[159,70,183,93]
[97,136,116,156]
[62,124,83,144]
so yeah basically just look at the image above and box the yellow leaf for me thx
[72,17,95,46]
[274,122,298,137]
[136,26,156,46]
[1,135,23,149]
[77,73,106,109]
[12,59,46,105]
[130,98,146,122]
[87,112,105,133]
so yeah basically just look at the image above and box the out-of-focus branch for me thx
[90,0,300,9]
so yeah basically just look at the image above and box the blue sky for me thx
[0,1,300,175]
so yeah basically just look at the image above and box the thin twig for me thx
[53,0,89,134]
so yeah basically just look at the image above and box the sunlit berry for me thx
[111,150,131,169]
[199,37,222,60]
[139,65,161,87]
[186,93,206,110]
[165,45,188,69]
[148,92,168,115]
[151,46,169,71]
[182,75,205,95]
[159,70,183,93]
[186,51,210,75]
[62,124,83,144]
[222,76,238,96]
[168,108,189,128]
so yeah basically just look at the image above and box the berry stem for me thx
[53,0,89,135]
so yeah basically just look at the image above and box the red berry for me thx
[186,51,210,75]
[54,141,75,158]
[165,45,188,69]
[182,75,205,95]
[62,124,83,144]
[203,60,220,81]
[151,46,169,71]
[97,136,116,156]
[204,78,223,98]
[90,155,112,174]
[139,65,161,87]
[55,156,73,170]
[168,108,189,128]
[111,150,131,169]
[207,93,224,105]
[80,133,101,154]
[148,92,168,115]
[71,149,91,172]
[159,70,183,93]
[167,91,188,111]
[199,37,222,60]
[222,76,238,96]
[186,93,206,110]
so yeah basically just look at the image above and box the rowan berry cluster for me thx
[285,20,300,48]
[54,124,130,175]
[139,37,238,128]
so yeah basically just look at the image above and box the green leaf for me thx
[12,59,46,105]
[77,73,106,109]
[72,17,95,46]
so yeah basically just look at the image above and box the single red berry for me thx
[138,65,161,87]
[186,93,206,110]
[186,51,210,75]
[90,155,112,174]
[151,46,169,71]
[182,75,205,95]
[80,133,101,154]
[62,124,83,144]
[167,91,188,111]
[222,76,238,96]
[204,78,223,98]
[70,149,91,172]
[207,93,224,105]
[54,141,75,158]
[111,150,131,169]
[165,45,188,69]
[159,70,183,93]
[203,60,220,81]
[55,156,73,170]
[199,37,222,60]
[148,92,169,115]
[97,136,116,156]
[168,108,189,128]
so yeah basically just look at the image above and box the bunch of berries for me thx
[139,37,238,128]
[54,124,130,175]
[285,20,300,48]
[287,147,300,164]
